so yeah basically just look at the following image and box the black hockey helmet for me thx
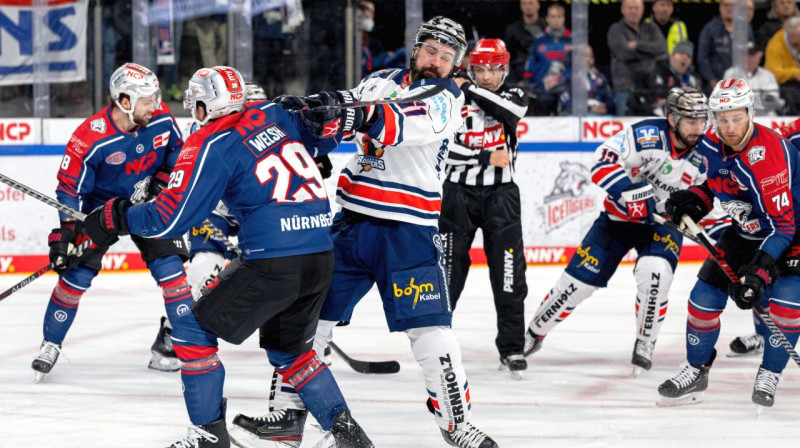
[413,16,468,70]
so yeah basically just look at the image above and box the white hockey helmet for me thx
[109,63,161,122]
[414,16,468,69]
[708,78,755,144]
[184,66,246,127]
[245,82,267,101]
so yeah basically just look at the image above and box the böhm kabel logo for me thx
[394,277,439,309]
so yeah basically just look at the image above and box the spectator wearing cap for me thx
[505,0,547,85]
[697,0,755,90]
[645,0,689,55]
[756,0,799,51]
[607,0,668,116]
[630,39,700,115]
[765,16,800,113]
[724,41,783,116]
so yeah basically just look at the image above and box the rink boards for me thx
[1,115,790,274]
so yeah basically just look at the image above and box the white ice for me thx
[1,263,798,448]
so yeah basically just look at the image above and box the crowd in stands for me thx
[503,0,798,116]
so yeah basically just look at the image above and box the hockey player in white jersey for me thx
[524,87,710,376]
[230,16,499,448]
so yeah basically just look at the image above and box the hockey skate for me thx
[149,316,181,372]
[168,399,230,448]
[657,350,716,407]
[752,365,781,415]
[631,339,655,377]
[312,409,374,448]
[441,422,499,448]
[727,333,764,358]
[32,339,61,384]
[229,408,307,448]
[498,353,527,380]
[523,328,545,357]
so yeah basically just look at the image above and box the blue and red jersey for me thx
[697,123,800,259]
[55,104,183,220]
[125,101,340,259]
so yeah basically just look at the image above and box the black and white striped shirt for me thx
[444,83,528,186]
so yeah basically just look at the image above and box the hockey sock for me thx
[753,303,770,340]
[149,256,194,325]
[634,256,673,344]
[268,368,305,411]
[763,277,800,372]
[408,326,471,432]
[686,280,726,366]
[171,313,225,425]
[186,251,227,298]
[529,272,597,335]
[42,266,96,344]
[270,349,346,431]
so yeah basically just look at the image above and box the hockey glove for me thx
[729,251,776,310]
[129,170,170,204]
[300,91,364,138]
[273,94,308,111]
[48,220,80,275]
[621,182,656,224]
[315,155,334,179]
[665,184,714,225]
[82,198,131,248]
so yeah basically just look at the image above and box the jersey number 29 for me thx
[255,142,327,202]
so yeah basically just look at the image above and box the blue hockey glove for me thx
[729,251,776,310]
[83,198,131,248]
[621,182,656,224]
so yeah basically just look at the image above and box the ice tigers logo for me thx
[551,161,590,198]
[747,146,765,165]
[720,200,752,225]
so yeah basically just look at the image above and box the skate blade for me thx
[725,349,764,358]
[655,391,704,407]
[34,371,46,384]
[632,366,644,378]
[229,426,301,448]
[509,370,523,381]
[755,405,766,418]
[148,351,181,372]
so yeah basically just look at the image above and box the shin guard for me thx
[530,272,597,335]
[686,280,727,366]
[634,256,673,344]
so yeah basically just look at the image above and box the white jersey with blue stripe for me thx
[591,118,708,222]
[335,69,465,226]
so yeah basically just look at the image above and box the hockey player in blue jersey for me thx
[523,87,710,376]
[81,66,373,448]
[659,78,800,410]
[232,16,500,448]
[32,63,191,382]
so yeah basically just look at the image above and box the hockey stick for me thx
[328,341,400,374]
[0,239,92,302]
[655,214,800,367]
[200,219,241,257]
[0,172,86,220]
[310,83,446,111]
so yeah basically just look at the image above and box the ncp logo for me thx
[393,277,439,309]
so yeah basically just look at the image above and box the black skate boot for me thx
[32,339,61,384]
[631,339,656,377]
[441,422,499,448]
[168,399,230,448]
[315,409,373,448]
[499,353,527,381]
[657,350,716,407]
[752,365,781,412]
[150,316,180,372]
[523,328,545,357]
[229,408,307,448]
[728,333,764,357]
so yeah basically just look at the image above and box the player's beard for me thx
[410,62,443,82]
[133,113,151,127]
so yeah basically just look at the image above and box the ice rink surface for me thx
[1,263,798,448]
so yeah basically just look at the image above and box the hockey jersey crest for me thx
[591,118,707,222]
[336,69,465,226]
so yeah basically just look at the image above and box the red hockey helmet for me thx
[468,39,510,86]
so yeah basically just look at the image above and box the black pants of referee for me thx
[439,181,528,357]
